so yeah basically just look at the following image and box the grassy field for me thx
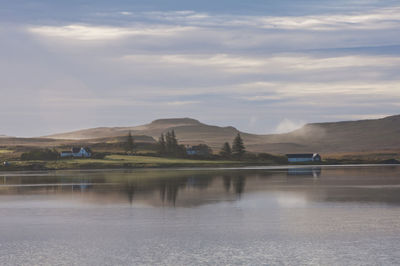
[2,155,249,171]
[2,152,397,172]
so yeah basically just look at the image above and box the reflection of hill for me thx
[0,170,249,207]
[1,166,400,206]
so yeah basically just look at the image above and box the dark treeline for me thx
[20,149,59,161]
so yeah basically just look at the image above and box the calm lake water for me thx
[1,165,400,265]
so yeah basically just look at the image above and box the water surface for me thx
[1,165,400,265]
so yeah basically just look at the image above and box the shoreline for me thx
[1,153,399,172]
[1,161,398,173]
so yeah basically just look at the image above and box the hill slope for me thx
[253,115,400,154]
[45,118,262,149]
[42,115,400,154]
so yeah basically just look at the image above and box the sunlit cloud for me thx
[28,24,194,41]
[237,81,400,98]
[120,11,132,16]
[120,53,400,73]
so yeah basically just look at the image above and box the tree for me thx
[220,142,232,158]
[232,133,245,158]
[158,133,166,154]
[165,131,173,154]
[125,131,136,154]
[160,130,186,157]
[165,130,179,154]
[171,130,178,147]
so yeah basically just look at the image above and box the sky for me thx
[1,0,400,137]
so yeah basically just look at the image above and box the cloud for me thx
[139,7,400,31]
[322,114,391,121]
[120,11,132,16]
[3,2,400,136]
[240,95,283,101]
[28,24,194,41]
[166,100,200,106]
[121,53,400,74]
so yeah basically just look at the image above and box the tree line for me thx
[154,130,246,159]
[125,130,284,162]
[157,130,186,157]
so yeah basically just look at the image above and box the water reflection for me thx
[233,175,246,197]
[1,166,400,206]
[287,167,321,178]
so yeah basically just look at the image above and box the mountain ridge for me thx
[40,114,400,154]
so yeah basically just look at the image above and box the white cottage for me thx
[60,147,92,158]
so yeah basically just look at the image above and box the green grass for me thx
[105,155,236,165]
[4,155,244,171]
[0,149,11,154]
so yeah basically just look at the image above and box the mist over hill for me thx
[41,115,400,154]
[252,115,400,153]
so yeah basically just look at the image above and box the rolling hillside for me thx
[252,115,400,153]
[40,115,400,154]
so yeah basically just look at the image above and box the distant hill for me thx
[252,115,400,154]
[41,115,400,154]
[0,135,155,149]
[45,118,202,140]
[45,118,257,149]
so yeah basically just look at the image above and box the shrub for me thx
[91,152,108,159]
[20,149,59,161]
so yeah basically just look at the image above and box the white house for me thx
[60,147,92,158]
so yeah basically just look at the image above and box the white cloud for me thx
[27,6,400,45]
[140,7,400,31]
[121,53,400,74]
[235,81,400,101]
[28,24,194,41]
[120,11,132,16]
